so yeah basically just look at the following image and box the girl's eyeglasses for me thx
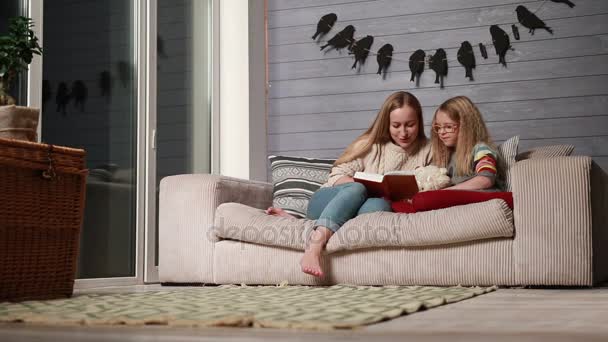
[432,124,458,134]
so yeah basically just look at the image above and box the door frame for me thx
[26,0,42,126]
[143,0,158,283]
[143,0,220,283]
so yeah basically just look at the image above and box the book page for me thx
[353,171,384,183]
[384,170,416,176]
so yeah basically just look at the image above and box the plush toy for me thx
[414,165,451,191]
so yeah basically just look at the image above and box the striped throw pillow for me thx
[268,155,335,218]
[515,144,574,161]
[496,136,519,191]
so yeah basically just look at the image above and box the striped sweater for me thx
[447,143,499,186]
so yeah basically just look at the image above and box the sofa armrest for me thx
[511,156,605,286]
[158,174,273,283]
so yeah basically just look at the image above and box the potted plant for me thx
[0,16,43,142]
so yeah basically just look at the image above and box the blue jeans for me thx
[306,182,392,233]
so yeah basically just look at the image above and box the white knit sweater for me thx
[323,140,432,187]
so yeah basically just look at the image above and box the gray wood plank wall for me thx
[267,0,608,174]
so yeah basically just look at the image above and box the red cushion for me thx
[391,190,513,213]
[391,200,416,213]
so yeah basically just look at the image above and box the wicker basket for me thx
[0,138,88,301]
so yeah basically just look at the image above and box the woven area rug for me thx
[0,285,496,330]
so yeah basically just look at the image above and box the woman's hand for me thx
[334,175,355,185]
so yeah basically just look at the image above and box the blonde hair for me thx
[335,91,427,165]
[431,96,495,176]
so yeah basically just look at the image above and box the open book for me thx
[354,170,419,201]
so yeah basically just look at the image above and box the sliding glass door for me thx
[144,0,213,282]
[29,0,214,285]
[41,0,139,280]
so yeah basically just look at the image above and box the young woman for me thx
[267,91,432,277]
[430,96,500,190]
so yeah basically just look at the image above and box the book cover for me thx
[353,171,419,201]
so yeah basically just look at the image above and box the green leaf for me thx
[0,16,42,94]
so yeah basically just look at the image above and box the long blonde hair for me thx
[335,91,427,165]
[431,96,495,176]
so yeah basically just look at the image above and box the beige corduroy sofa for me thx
[158,156,608,286]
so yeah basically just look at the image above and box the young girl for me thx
[391,96,511,215]
[431,96,500,190]
[267,91,432,278]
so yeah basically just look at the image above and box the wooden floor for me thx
[1,284,607,342]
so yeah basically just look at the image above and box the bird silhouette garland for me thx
[312,13,337,40]
[56,82,70,116]
[550,0,575,8]
[457,42,476,81]
[71,80,88,112]
[409,50,426,86]
[320,25,355,51]
[350,35,374,69]
[511,24,520,40]
[429,48,448,88]
[376,44,393,76]
[479,43,488,59]
[516,5,553,35]
[309,1,567,89]
[490,25,512,67]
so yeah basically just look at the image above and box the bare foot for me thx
[265,207,295,218]
[299,226,333,278]
[300,248,324,277]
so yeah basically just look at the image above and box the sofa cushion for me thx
[497,136,519,191]
[515,144,575,161]
[211,202,316,249]
[268,155,335,218]
[213,199,514,253]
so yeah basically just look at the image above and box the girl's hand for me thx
[446,175,494,190]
